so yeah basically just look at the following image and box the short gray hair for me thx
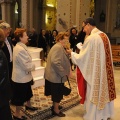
[0,22,10,29]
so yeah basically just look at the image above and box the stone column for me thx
[6,3,11,23]
[41,0,46,29]
[10,2,15,29]
[21,0,27,28]
[75,0,80,29]
[105,0,111,32]
[0,1,13,26]
[29,0,33,30]
[1,2,7,21]
[33,0,40,32]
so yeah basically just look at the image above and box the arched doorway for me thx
[14,0,21,28]
[15,2,18,28]
[37,0,57,31]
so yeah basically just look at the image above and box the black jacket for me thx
[2,38,13,64]
[2,38,13,80]
[0,50,11,107]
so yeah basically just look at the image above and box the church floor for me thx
[49,66,120,120]
[11,62,119,120]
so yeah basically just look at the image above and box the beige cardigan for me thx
[44,43,70,83]
[12,42,35,83]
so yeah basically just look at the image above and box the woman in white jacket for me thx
[11,28,37,120]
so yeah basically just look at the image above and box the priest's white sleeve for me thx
[71,52,81,66]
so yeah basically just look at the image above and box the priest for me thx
[67,17,116,120]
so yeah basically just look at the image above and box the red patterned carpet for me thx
[11,77,80,120]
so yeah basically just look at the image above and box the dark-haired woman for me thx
[69,28,78,70]
[50,30,58,48]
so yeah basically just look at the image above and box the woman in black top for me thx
[69,27,78,52]
[50,30,58,48]
[38,29,47,60]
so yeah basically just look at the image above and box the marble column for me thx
[105,0,111,33]
[0,1,13,26]
[6,3,11,24]
[1,2,7,21]
[21,0,27,28]
[29,0,33,30]
[75,0,80,29]
[33,0,40,32]
[41,0,46,29]
[10,2,15,29]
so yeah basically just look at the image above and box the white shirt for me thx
[5,38,13,62]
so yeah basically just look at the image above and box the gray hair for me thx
[0,22,10,29]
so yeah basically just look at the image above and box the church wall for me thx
[1,0,119,39]
[78,0,90,31]
[56,0,90,32]
[109,0,120,37]
[71,0,76,28]
[95,0,120,38]
[56,0,71,32]
[94,0,107,32]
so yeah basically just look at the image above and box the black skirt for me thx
[11,80,33,106]
[45,79,64,103]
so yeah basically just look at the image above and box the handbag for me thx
[30,79,34,85]
[60,75,71,96]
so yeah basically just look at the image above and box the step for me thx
[28,47,43,59]
[31,67,45,78]
[28,47,42,51]
[32,58,41,67]
[32,76,45,88]
[30,51,40,59]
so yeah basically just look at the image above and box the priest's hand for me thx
[66,49,72,55]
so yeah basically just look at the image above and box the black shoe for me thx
[21,116,27,120]
[25,106,38,111]
[13,115,27,120]
[51,105,63,110]
[59,105,63,109]
[52,110,65,117]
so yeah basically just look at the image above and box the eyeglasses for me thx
[83,24,87,29]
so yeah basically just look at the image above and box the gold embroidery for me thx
[90,33,116,110]
[99,33,116,101]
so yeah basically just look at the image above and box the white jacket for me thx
[12,42,35,83]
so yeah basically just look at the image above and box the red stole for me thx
[99,33,116,100]
[76,66,86,104]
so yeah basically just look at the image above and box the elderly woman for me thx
[44,32,71,117]
[11,28,37,120]
[0,28,13,120]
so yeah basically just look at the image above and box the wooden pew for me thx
[111,45,120,65]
